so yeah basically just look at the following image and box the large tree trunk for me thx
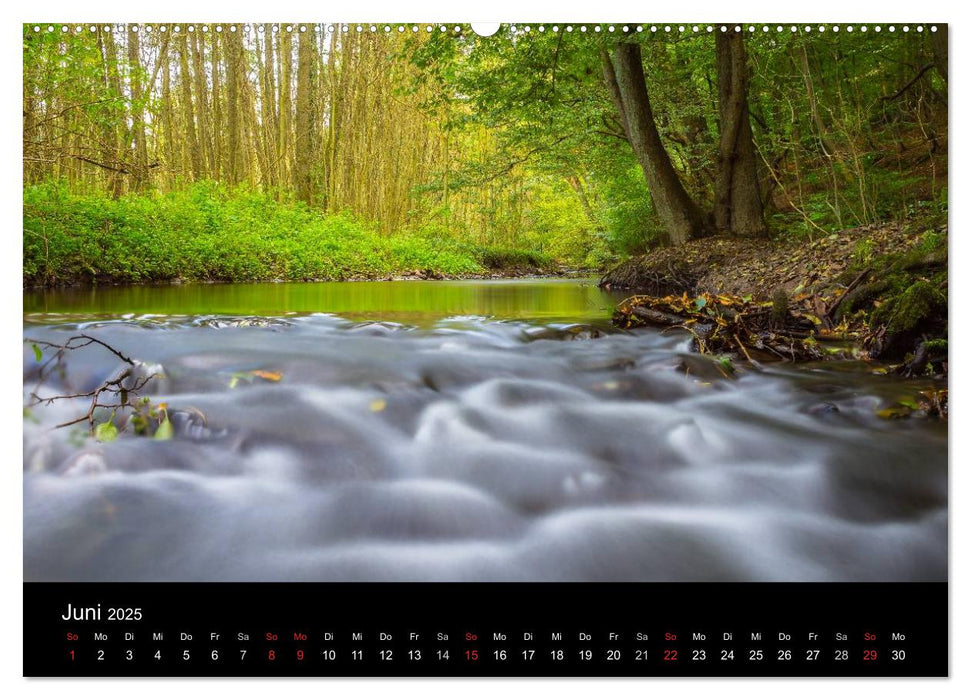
[606,44,709,246]
[714,31,767,238]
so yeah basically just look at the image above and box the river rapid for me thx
[23,280,947,582]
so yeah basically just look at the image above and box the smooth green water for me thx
[23,278,625,325]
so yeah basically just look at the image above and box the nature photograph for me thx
[23,22,947,582]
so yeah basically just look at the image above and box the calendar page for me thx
[22,15,948,678]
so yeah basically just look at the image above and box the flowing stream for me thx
[23,279,947,581]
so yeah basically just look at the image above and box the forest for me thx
[24,24,946,282]
[23,24,950,585]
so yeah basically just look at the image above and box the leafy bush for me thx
[477,247,554,271]
[23,182,496,285]
[598,166,662,255]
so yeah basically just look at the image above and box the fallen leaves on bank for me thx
[614,291,861,363]
[614,291,947,422]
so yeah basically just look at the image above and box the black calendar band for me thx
[24,582,947,677]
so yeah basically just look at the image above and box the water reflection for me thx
[24,278,623,325]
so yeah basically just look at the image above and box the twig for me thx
[29,334,135,365]
[25,334,157,434]
[733,332,763,369]
[824,268,871,319]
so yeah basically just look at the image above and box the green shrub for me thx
[477,246,554,271]
[23,182,495,285]
[598,166,662,254]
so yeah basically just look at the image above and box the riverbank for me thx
[23,183,557,287]
[601,215,947,367]
[23,267,587,291]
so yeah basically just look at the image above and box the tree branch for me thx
[882,63,935,102]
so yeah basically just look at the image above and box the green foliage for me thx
[519,179,603,267]
[24,26,949,276]
[477,247,553,271]
[833,226,948,343]
[408,28,946,255]
[154,413,173,441]
[94,416,118,443]
[23,182,502,284]
[597,166,661,255]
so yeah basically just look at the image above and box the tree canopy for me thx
[24,23,947,269]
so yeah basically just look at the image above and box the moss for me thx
[923,338,948,354]
[901,209,948,238]
[836,280,889,320]
[715,355,736,376]
[889,231,947,273]
[851,230,947,284]
[872,279,946,333]
[852,238,877,267]
[848,228,948,336]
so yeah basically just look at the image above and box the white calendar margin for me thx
[1,0,964,698]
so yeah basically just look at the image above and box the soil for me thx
[600,221,931,299]
[600,218,948,368]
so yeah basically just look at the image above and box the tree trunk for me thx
[98,30,125,197]
[931,26,948,83]
[601,49,630,139]
[606,43,709,246]
[798,42,838,158]
[714,31,767,238]
[191,30,215,178]
[127,29,149,190]
[244,76,268,187]
[567,174,598,226]
[225,29,241,185]
[211,28,223,180]
[258,27,278,190]
[178,35,202,179]
[323,28,340,209]
[279,29,293,190]
[160,48,177,188]
[294,29,314,204]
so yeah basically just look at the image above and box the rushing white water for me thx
[23,312,947,582]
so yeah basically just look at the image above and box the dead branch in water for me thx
[25,334,161,434]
